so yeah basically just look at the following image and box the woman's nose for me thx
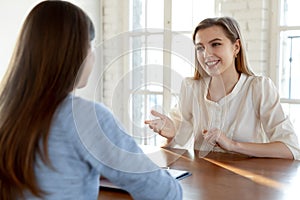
[203,47,213,57]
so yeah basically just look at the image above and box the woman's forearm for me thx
[231,141,294,159]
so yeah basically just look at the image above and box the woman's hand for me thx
[144,110,175,140]
[203,129,294,159]
[202,128,235,151]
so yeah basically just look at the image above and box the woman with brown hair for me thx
[145,17,300,160]
[0,1,182,199]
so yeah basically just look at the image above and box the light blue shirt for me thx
[25,94,182,199]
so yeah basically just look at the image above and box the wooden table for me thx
[98,146,300,200]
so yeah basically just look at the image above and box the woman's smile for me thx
[205,59,220,68]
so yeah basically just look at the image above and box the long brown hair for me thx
[192,17,254,79]
[0,1,95,199]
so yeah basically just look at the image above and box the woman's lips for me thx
[205,60,220,68]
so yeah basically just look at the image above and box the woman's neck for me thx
[207,71,240,102]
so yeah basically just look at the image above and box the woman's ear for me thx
[234,39,241,54]
[233,39,241,57]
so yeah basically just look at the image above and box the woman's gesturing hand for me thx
[144,110,176,140]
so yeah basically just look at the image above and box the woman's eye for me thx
[196,46,204,51]
[212,43,221,47]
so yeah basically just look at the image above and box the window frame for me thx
[127,0,212,145]
[270,0,300,140]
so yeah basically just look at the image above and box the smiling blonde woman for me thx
[145,17,300,160]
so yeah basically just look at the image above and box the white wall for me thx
[0,0,40,80]
[0,0,102,101]
[101,0,129,107]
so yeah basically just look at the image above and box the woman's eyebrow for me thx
[195,38,222,46]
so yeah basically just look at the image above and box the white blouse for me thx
[169,73,300,159]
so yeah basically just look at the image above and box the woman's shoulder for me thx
[243,74,279,104]
[245,74,273,83]
[66,94,108,112]
[245,74,276,90]
[55,95,112,125]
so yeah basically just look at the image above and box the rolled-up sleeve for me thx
[252,76,300,159]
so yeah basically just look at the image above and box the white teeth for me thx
[206,60,218,66]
